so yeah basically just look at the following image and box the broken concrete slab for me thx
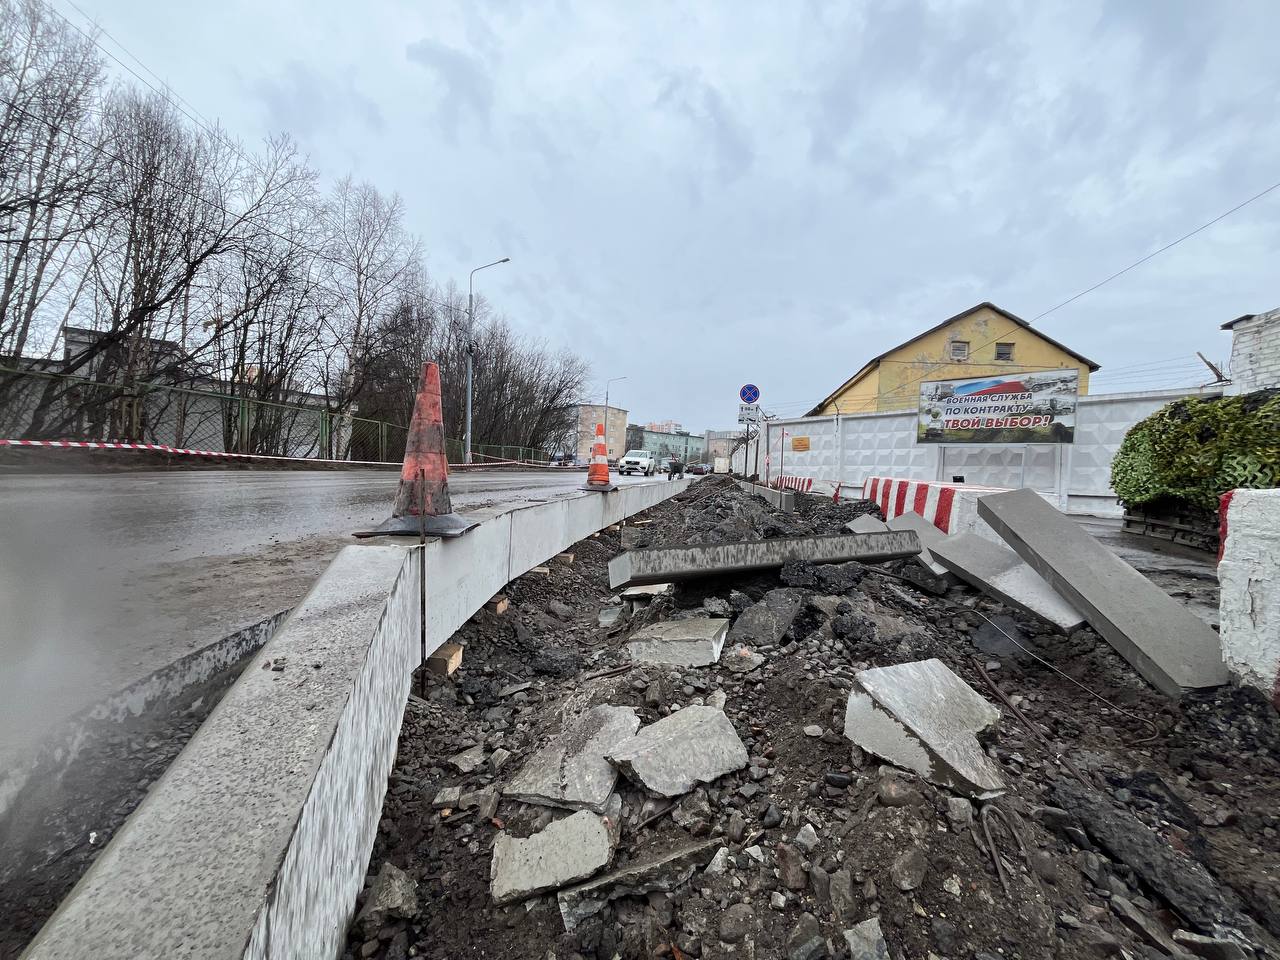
[885,511,955,581]
[622,582,670,599]
[448,744,485,773]
[844,658,1005,799]
[724,645,765,674]
[844,917,891,960]
[608,705,748,797]
[432,786,462,809]
[979,488,1228,697]
[728,588,804,647]
[608,531,921,589]
[355,861,419,936]
[503,705,640,813]
[628,618,729,667]
[557,838,720,930]
[846,515,888,534]
[930,532,1085,634]
[489,811,613,905]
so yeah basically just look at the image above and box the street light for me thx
[465,257,511,464]
[603,376,627,461]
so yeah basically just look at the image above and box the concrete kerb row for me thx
[23,478,692,960]
[733,479,795,512]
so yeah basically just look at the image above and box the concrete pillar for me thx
[1219,489,1280,705]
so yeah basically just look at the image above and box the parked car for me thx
[618,449,657,476]
[686,462,709,475]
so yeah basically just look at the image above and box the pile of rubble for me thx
[344,476,1280,960]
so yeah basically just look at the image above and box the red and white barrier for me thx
[772,475,814,493]
[862,476,1010,539]
[1218,489,1280,706]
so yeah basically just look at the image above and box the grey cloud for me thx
[110,0,1280,428]
[654,72,754,183]
[405,38,493,139]
[252,62,384,138]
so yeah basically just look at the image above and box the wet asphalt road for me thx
[0,468,655,768]
[0,467,642,564]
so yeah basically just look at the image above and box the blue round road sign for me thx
[740,383,760,404]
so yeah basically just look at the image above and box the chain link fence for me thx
[0,367,552,465]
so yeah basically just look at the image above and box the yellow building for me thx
[807,302,1099,415]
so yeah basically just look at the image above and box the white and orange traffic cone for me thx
[580,422,617,492]
[356,361,478,538]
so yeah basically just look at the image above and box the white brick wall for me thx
[1219,489,1280,706]
[1225,308,1280,395]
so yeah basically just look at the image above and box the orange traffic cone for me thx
[356,361,478,538]
[580,422,617,492]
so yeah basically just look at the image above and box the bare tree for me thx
[0,0,103,373]
[0,4,592,457]
[21,91,312,439]
[312,177,420,455]
[356,282,588,461]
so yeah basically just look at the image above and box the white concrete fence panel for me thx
[734,387,1221,516]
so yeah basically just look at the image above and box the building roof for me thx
[806,302,1101,416]
[1220,314,1255,330]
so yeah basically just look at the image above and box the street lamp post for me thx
[465,257,511,464]
[603,376,627,462]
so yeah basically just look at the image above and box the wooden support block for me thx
[553,552,575,565]
[530,565,551,576]
[485,595,509,615]
[606,524,620,532]
[427,642,463,677]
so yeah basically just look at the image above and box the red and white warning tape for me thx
[0,438,570,470]
[0,437,398,465]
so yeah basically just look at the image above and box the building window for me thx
[950,340,969,361]
[995,342,1014,361]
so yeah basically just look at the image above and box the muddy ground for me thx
[347,477,1279,960]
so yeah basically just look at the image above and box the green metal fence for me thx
[0,366,552,465]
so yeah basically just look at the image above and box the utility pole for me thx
[604,376,627,460]
[465,257,510,464]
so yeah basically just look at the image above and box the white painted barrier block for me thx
[1219,489,1280,706]
[863,476,1008,543]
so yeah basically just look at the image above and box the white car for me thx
[618,449,657,476]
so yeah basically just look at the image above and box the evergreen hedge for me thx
[1110,389,1280,511]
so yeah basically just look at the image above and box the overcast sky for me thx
[78,1,1280,428]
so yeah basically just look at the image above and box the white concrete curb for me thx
[23,479,692,960]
